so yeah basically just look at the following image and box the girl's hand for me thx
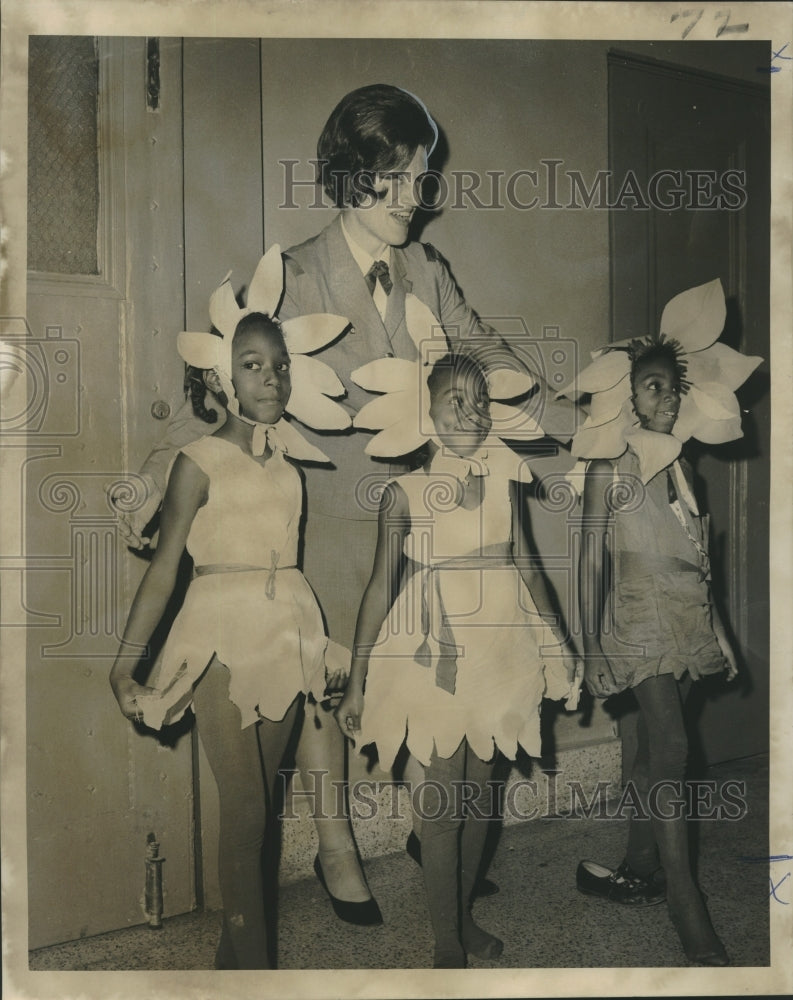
[715,634,739,682]
[324,664,349,695]
[321,664,349,709]
[708,604,739,682]
[323,640,351,707]
[559,643,580,681]
[722,648,739,682]
[110,674,157,723]
[566,653,585,710]
[335,689,364,741]
[583,646,620,699]
[108,474,161,551]
[555,642,585,709]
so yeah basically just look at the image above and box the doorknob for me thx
[151,400,171,420]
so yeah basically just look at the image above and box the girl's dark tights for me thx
[625,672,725,961]
[193,657,300,970]
[419,739,501,967]
[623,673,691,878]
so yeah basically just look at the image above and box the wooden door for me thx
[608,50,770,765]
[22,37,195,948]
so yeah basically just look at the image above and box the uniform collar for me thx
[340,214,391,276]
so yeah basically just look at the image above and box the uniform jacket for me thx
[143,215,500,521]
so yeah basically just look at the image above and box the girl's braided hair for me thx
[183,328,227,423]
[626,333,690,395]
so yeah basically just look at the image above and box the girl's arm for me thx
[109,453,208,719]
[335,481,410,737]
[708,596,739,681]
[579,459,619,698]
[511,482,581,684]
[678,457,739,682]
[110,399,215,549]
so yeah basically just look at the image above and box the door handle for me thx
[151,400,171,420]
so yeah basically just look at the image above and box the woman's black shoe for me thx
[405,830,423,866]
[405,832,500,898]
[313,855,384,926]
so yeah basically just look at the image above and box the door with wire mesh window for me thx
[22,36,195,948]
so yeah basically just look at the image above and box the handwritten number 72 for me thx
[671,10,749,38]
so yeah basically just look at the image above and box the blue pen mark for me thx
[758,43,791,74]
[738,854,793,863]
[769,872,790,904]
[738,855,792,903]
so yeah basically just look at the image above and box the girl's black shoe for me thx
[576,858,666,905]
[313,855,384,926]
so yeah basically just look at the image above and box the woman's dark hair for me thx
[183,313,284,422]
[317,83,438,207]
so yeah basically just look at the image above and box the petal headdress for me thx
[350,295,544,480]
[176,245,351,463]
[558,279,762,483]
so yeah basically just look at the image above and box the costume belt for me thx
[411,544,511,695]
[194,551,294,600]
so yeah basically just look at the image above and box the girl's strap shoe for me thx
[576,859,667,906]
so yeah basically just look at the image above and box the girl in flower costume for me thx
[562,279,760,966]
[109,247,358,968]
[335,296,583,967]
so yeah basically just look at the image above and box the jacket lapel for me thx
[385,248,418,360]
[321,217,395,358]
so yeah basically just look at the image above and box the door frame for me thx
[607,48,770,767]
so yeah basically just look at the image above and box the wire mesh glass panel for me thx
[28,36,100,275]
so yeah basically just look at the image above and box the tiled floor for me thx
[28,754,771,972]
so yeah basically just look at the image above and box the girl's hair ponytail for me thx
[184,326,229,422]
[184,365,227,423]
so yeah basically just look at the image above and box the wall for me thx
[262,39,610,348]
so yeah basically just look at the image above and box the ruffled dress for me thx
[138,435,333,730]
[356,456,575,770]
[601,448,726,691]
